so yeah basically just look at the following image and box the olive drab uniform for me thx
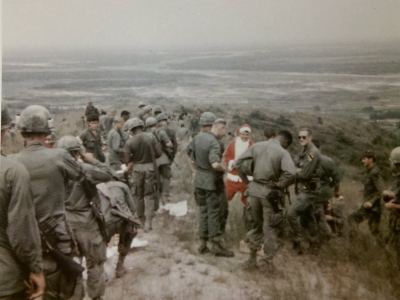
[124,131,161,230]
[387,174,400,267]
[80,128,106,163]
[65,160,112,300]
[97,181,138,277]
[304,154,341,243]
[13,143,83,299]
[287,142,322,244]
[350,165,383,236]
[235,139,296,261]
[154,127,173,204]
[107,128,128,170]
[0,156,42,299]
[187,131,228,250]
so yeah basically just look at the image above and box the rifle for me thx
[150,133,162,201]
[111,208,141,227]
[81,179,109,242]
[40,232,84,277]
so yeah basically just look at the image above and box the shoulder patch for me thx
[308,153,314,161]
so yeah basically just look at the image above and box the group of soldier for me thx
[1,100,400,300]
[187,111,400,273]
[0,101,177,300]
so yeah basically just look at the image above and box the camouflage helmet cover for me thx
[56,135,83,152]
[156,112,168,122]
[199,112,216,126]
[124,117,144,131]
[18,105,51,134]
[1,101,12,129]
[145,116,157,127]
[390,147,400,176]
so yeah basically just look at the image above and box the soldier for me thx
[146,116,172,207]
[137,105,153,121]
[99,110,116,139]
[189,109,201,137]
[80,114,106,163]
[57,136,112,300]
[153,105,163,116]
[0,103,45,300]
[235,130,296,270]
[107,118,128,171]
[287,128,322,254]
[157,113,178,204]
[349,150,383,237]
[120,110,130,122]
[13,105,84,299]
[124,118,162,231]
[186,112,234,257]
[383,147,400,268]
[97,181,139,278]
[302,140,341,248]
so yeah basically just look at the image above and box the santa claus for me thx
[223,124,254,206]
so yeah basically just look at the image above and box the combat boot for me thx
[210,239,234,257]
[198,239,209,254]
[242,249,257,270]
[115,255,127,278]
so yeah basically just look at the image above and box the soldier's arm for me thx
[277,151,296,188]
[7,163,43,275]
[81,159,113,184]
[57,149,84,181]
[186,140,194,158]
[296,150,320,180]
[209,139,225,172]
[109,132,123,153]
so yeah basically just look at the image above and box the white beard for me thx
[234,137,250,160]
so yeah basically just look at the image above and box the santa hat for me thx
[237,124,251,134]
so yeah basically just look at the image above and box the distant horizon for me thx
[3,38,400,58]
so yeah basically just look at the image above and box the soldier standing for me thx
[107,118,127,171]
[0,104,45,300]
[287,128,322,254]
[383,147,400,268]
[187,112,234,257]
[80,114,106,163]
[157,113,178,204]
[235,130,296,270]
[57,136,112,300]
[14,105,84,299]
[349,150,383,237]
[124,118,161,231]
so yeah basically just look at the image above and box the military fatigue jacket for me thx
[363,165,384,206]
[187,132,224,191]
[13,142,83,223]
[65,160,112,227]
[235,138,296,198]
[124,132,162,166]
[319,154,341,187]
[107,128,126,168]
[0,156,42,296]
[80,128,105,162]
[154,128,172,166]
[296,142,322,187]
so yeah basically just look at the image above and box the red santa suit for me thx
[223,125,253,206]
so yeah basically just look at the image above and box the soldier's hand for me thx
[383,190,395,200]
[385,201,396,210]
[81,152,95,163]
[27,272,45,299]
[363,201,372,209]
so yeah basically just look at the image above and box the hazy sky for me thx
[3,0,400,51]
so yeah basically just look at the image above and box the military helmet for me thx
[142,105,152,113]
[199,112,216,126]
[124,117,144,131]
[145,117,157,127]
[153,105,162,114]
[390,147,400,176]
[56,135,83,152]
[1,101,12,129]
[156,112,168,122]
[18,105,51,134]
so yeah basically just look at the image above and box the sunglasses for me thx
[298,136,308,140]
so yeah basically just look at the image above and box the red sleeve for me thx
[223,140,235,165]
